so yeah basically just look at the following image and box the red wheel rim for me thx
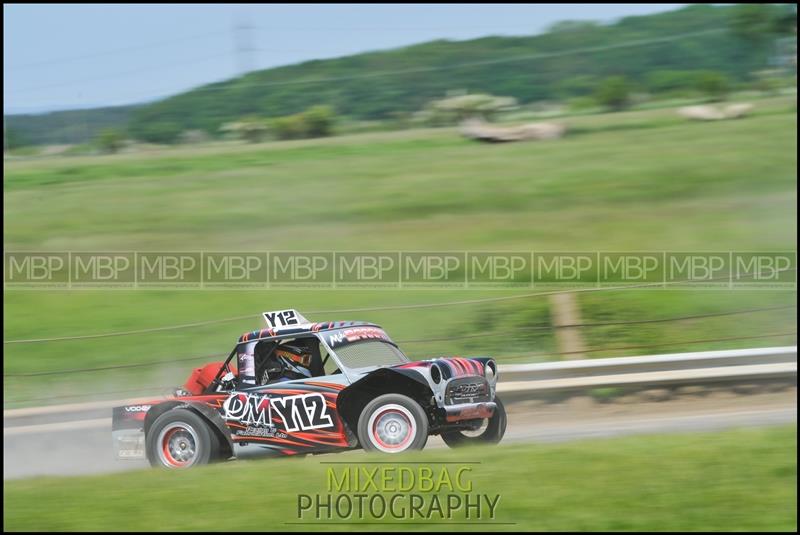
[368,404,416,452]
[157,423,198,467]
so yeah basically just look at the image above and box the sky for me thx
[4,3,686,115]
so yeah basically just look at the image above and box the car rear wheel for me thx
[358,394,429,453]
[441,396,507,448]
[146,409,216,469]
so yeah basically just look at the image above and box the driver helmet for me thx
[275,345,313,378]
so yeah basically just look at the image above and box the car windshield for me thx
[331,340,408,370]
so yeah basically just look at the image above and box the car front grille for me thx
[444,376,491,405]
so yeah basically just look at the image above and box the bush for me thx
[62,143,97,156]
[240,118,268,143]
[271,115,307,140]
[5,127,29,150]
[595,76,631,111]
[302,105,335,137]
[95,128,125,153]
[646,70,699,95]
[219,117,268,143]
[750,69,792,95]
[178,129,211,144]
[217,107,337,143]
[135,121,182,144]
[730,3,786,44]
[424,92,518,124]
[269,106,337,140]
[567,96,598,112]
[556,75,599,99]
[695,71,730,102]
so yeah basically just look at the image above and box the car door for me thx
[219,340,355,454]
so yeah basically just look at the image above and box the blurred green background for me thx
[2,4,797,532]
[3,97,797,406]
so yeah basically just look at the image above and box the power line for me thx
[5,332,793,406]
[16,52,237,94]
[3,266,795,345]
[2,22,555,74]
[398,305,797,344]
[250,23,599,32]
[160,28,729,94]
[2,305,795,377]
[3,353,226,377]
[4,331,797,379]
[552,304,797,330]
[3,315,255,345]
[233,19,257,76]
[7,22,724,72]
[3,385,178,406]
[6,27,727,110]
[6,30,231,70]
[501,332,798,360]
[6,334,795,406]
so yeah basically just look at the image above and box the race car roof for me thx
[237,320,382,344]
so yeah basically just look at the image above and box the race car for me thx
[112,309,506,468]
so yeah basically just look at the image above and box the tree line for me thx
[5,3,796,149]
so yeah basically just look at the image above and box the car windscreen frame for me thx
[317,329,409,381]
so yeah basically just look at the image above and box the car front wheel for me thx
[441,395,507,448]
[358,394,429,453]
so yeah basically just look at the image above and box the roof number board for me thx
[262,309,308,328]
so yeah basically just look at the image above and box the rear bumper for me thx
[112,405,147,460]
[112,429,146,460]
[443,401,496,423]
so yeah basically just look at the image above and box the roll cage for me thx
[204,327,409,393]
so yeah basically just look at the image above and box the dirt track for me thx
[3,389,795,480]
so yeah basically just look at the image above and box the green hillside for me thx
[126,4,783,137]
[5,104,139,148]
[5,4,794,146]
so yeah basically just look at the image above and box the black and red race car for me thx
[112,309,506,468]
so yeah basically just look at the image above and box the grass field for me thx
[3,426,796,531]
[4,99,796,250]
[3,97,797,406]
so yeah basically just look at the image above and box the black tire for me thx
[441,395,507,448]
[146,409,216,469]
[357,393,429,453]
[209,430,229,462]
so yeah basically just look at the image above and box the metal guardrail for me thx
[497,346,797,395]
[4,346,797,420]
